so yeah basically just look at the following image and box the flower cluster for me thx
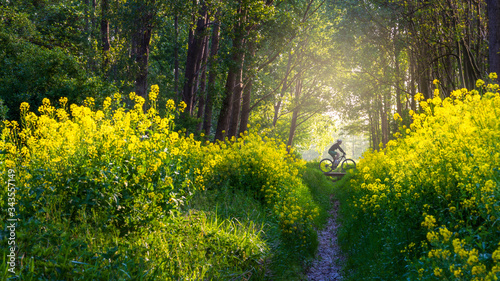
[0,84,317,249]
[0,86,201,229]
[342,74,500,279]
[199,131,318,246]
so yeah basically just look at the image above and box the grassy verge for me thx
[0,161,344,280]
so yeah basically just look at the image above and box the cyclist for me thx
[328,139,345,166]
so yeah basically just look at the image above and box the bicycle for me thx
[319,154,356,173]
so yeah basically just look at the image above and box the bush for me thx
[337,74,500,280]
[1,89,200,233]
[0,86,319,279]
[200,130,320,256]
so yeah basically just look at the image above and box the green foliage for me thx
[0,6,116,121]
[0,209,269,280]
[336,79,500,280]
[0,89,328,279]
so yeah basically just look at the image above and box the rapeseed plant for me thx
[0,84,318,278]
[339,74,500,280]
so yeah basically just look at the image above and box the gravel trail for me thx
[306,198,344,281]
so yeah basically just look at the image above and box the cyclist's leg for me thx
[328,150,335,159]
[329,150,338,164]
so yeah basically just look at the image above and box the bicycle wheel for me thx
[341,159,356,172]
[319,159,334,173]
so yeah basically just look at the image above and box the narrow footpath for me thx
[306,198,344,280]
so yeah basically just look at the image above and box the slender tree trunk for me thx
[182,4,208,115]
[394,41,402,116]
[409,48,417,111]
[487,0,500,75]
[203,19,220,136]
[227,5,249,139]
[227,47,245,138]
[214,38,244,141]
[380,95,389,147]
[369,108,379,151]
[215,5,246,141]
[174,14,179,99]
[196,36,209,133]
[273,50,293,127]
[100,0,111,71]
[286,77,302,152]
[215,71,236,141]
[132,4,154,99]
[238,76,253,136]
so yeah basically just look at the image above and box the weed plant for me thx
[336,74,500,280]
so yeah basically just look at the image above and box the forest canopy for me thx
[0,0,498,153]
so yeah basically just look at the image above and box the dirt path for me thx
[306,198,344,280]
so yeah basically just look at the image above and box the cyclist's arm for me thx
[338,146,346,154]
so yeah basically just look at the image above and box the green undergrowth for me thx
[185,162,342,280]
[0,91,344,280]
[334,81,500,280]
[0,164,339,280]
[1,205,269,280]
[302,162,341,227]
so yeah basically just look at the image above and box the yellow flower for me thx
[178,101,187,113]
[476,79,485,88]
[393,112,402,122]
[489,72,498,80]
[433,268,442,277]
[59,97,68,107]
[20,102,30,113]
[149,85,159,101]
[415,92,424,101]
[433,79,439,85]
[5,159,15,168]
[103,97,112,110]
[166,99,175,111]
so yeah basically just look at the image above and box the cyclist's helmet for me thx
[337,139,342,143]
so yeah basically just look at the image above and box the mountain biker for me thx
[328,139,345,166]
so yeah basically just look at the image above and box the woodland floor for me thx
[306,196,344,281]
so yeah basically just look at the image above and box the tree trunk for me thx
[215,70,236,141]
[174,14,179,99]
[273,50,293,127]
[100,0,110,71]
[369,109,379,151]
[394,40,402,116]
[379,95,389,147]
[227,48,245,138]
[182,4,208,115]
[203,19,220,136]
[193,27,209,103]
[214,39,244,141]
[215,5,246,141]
[286,78,302,152]
[410,49,417,112]
[487,0,500,75]
[238,76,253,136]
[196,36,209,133]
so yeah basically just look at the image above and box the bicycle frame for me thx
[319,154,356,173]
